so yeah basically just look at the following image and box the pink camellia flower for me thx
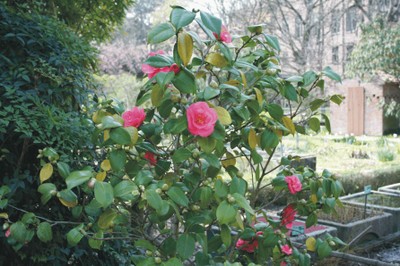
[285,175,302,194]
[213,25,232,43]
[141,51,180,79]
[281,244,293,255]
[122,107,146,128]
[148,50,165,57]
[141,64,160,79]
[186,102,218,137]
[5,228,10,238]
[144,151,157,166]
[169,63,180,75]
[235,231,263,253]
[280,262,287,266]
[280,204,297,229]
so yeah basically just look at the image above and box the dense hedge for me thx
[0,5,132,264]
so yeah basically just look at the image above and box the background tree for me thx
[1,0,134,42]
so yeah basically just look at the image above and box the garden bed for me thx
[341,190,400,232]
[314,205,393,243]
[378,183,400,195]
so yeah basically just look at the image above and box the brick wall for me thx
[329,79,385,136]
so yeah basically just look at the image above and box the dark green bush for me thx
[0,5,132,264]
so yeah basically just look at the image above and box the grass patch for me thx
[318,205,383,224]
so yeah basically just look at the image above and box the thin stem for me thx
[8,204,82,225]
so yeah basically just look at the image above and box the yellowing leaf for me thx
[177,31,193,66]
[254,88,263,105]
[151,85,164,107]
[92,110,110,124]
[213,106,232,125]
[248,128,257,150]
[240,71,247,88]
[222,152,236,168]
[100,160,111,172]
[96,171,107,182]
[235,211,244,230]
[112,114,124,125]
[58,198,77,208]
[275,130,283,139]
[124,126,138,146]
[205,53,228,68]
[306,237,317,252]
[225,80,241,86]
[40,163,53,183]
[310,194,318,203]
[104,129,110,141]
[282,116,296,135]
[0,213,8,219]
[98,209,117,229]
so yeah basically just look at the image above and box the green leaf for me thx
[202,154,221,177]
[114,180,139,201]
[177,234,195,259]
[170,7,196,30]
[164,116,188,134]
[89,231,103,250]
[94,182,114,208]
[172,68,196,94]
[155,71,175,88]
[110,127,131,145]
[221,224,232,247]
[135,170,154,186]
[172,148,192,163]
[109,150,126,172]
[308,117,320,132]
[58,189,78,205]
[330,94,344,105]
[309,99,326,111]
[167,186,189,207]
[198,137,216,153]
[200,187,213,208]
[164,258,183,266]
[264,34,280,52]
[145,54,174,67]
[303,70,318,87]
[146,189,163,210]
[306,212,318,228]
[321,113,331,133]
[230,177,247,195]
[200,11,222,35]
[42,148,59,160]
[10,222,27,243]
[198,87,220,100]
[216,200,236,224]
[98,208,117,229]
[317,240,332,259]
[247,24,264,34]
[57,162,70,179]
[135,239,156,251]
[38,183,56,204]
[66,170,92,190]
[67,224,84,246]
[98,116,122,130]
[215,179,228,198]
[37,222,53,243]
[283,82,298,102]
[148,23,175,44]
[267,104,284,120]
[322,66,341,82]
[232,193,254,215]
[260,130,279,150]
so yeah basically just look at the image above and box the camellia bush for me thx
[1,7,346,265]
